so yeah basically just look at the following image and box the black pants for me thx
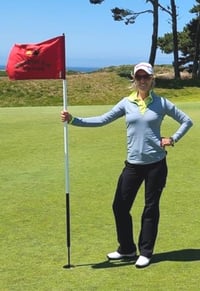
[112,158,168,258]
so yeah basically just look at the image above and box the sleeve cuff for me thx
[68,116,74,124]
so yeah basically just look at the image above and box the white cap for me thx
[134,62,153,75]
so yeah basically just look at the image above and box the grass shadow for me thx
[75,258,136,269]
[74,249,200,269]
[91,258,136,269]
[151,248,200,264]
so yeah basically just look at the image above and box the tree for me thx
[190,0,200,78]
[158,0,200,79]
[89,0,181,78]
[170,0,180,79]
[148,1,159,65]
[152,0,180,78]
[90,0,104,3]
[89,0,160,66]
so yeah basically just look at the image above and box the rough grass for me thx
[0,65,200,107]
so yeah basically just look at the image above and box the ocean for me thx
[0,64,100,72]
[68,66,100,72]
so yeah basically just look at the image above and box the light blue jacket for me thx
[70,92,193,164]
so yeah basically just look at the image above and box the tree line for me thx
[89,0,200,80]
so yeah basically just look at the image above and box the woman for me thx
[61,62,193,268]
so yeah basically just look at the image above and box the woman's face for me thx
[134,70,153,92]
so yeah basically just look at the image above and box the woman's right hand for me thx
[61,110,73,123]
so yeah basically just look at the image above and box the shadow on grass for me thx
[74,249,200,269]
[75,258,136,269]
[151,248,200,264]
[92,258,136,269]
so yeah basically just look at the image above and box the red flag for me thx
[6,35,66,80]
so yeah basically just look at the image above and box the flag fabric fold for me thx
[6,35,66,80]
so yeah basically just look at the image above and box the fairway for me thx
[1,103,200,290]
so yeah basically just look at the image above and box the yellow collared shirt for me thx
[128,91,153,114]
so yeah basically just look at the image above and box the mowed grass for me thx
[0,103,199,290]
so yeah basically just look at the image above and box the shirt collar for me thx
[128,90,153,105]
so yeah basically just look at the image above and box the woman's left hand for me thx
[161,137,174,147]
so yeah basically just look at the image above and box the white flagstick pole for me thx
[62,33,73,269]
[62,79,70,192]
[62,78,72,269]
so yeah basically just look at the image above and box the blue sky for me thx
[0,0,196,68]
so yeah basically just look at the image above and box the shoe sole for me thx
[135,261,151,268]
[135,263,150,268]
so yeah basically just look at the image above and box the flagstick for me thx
[62,79,72,269]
